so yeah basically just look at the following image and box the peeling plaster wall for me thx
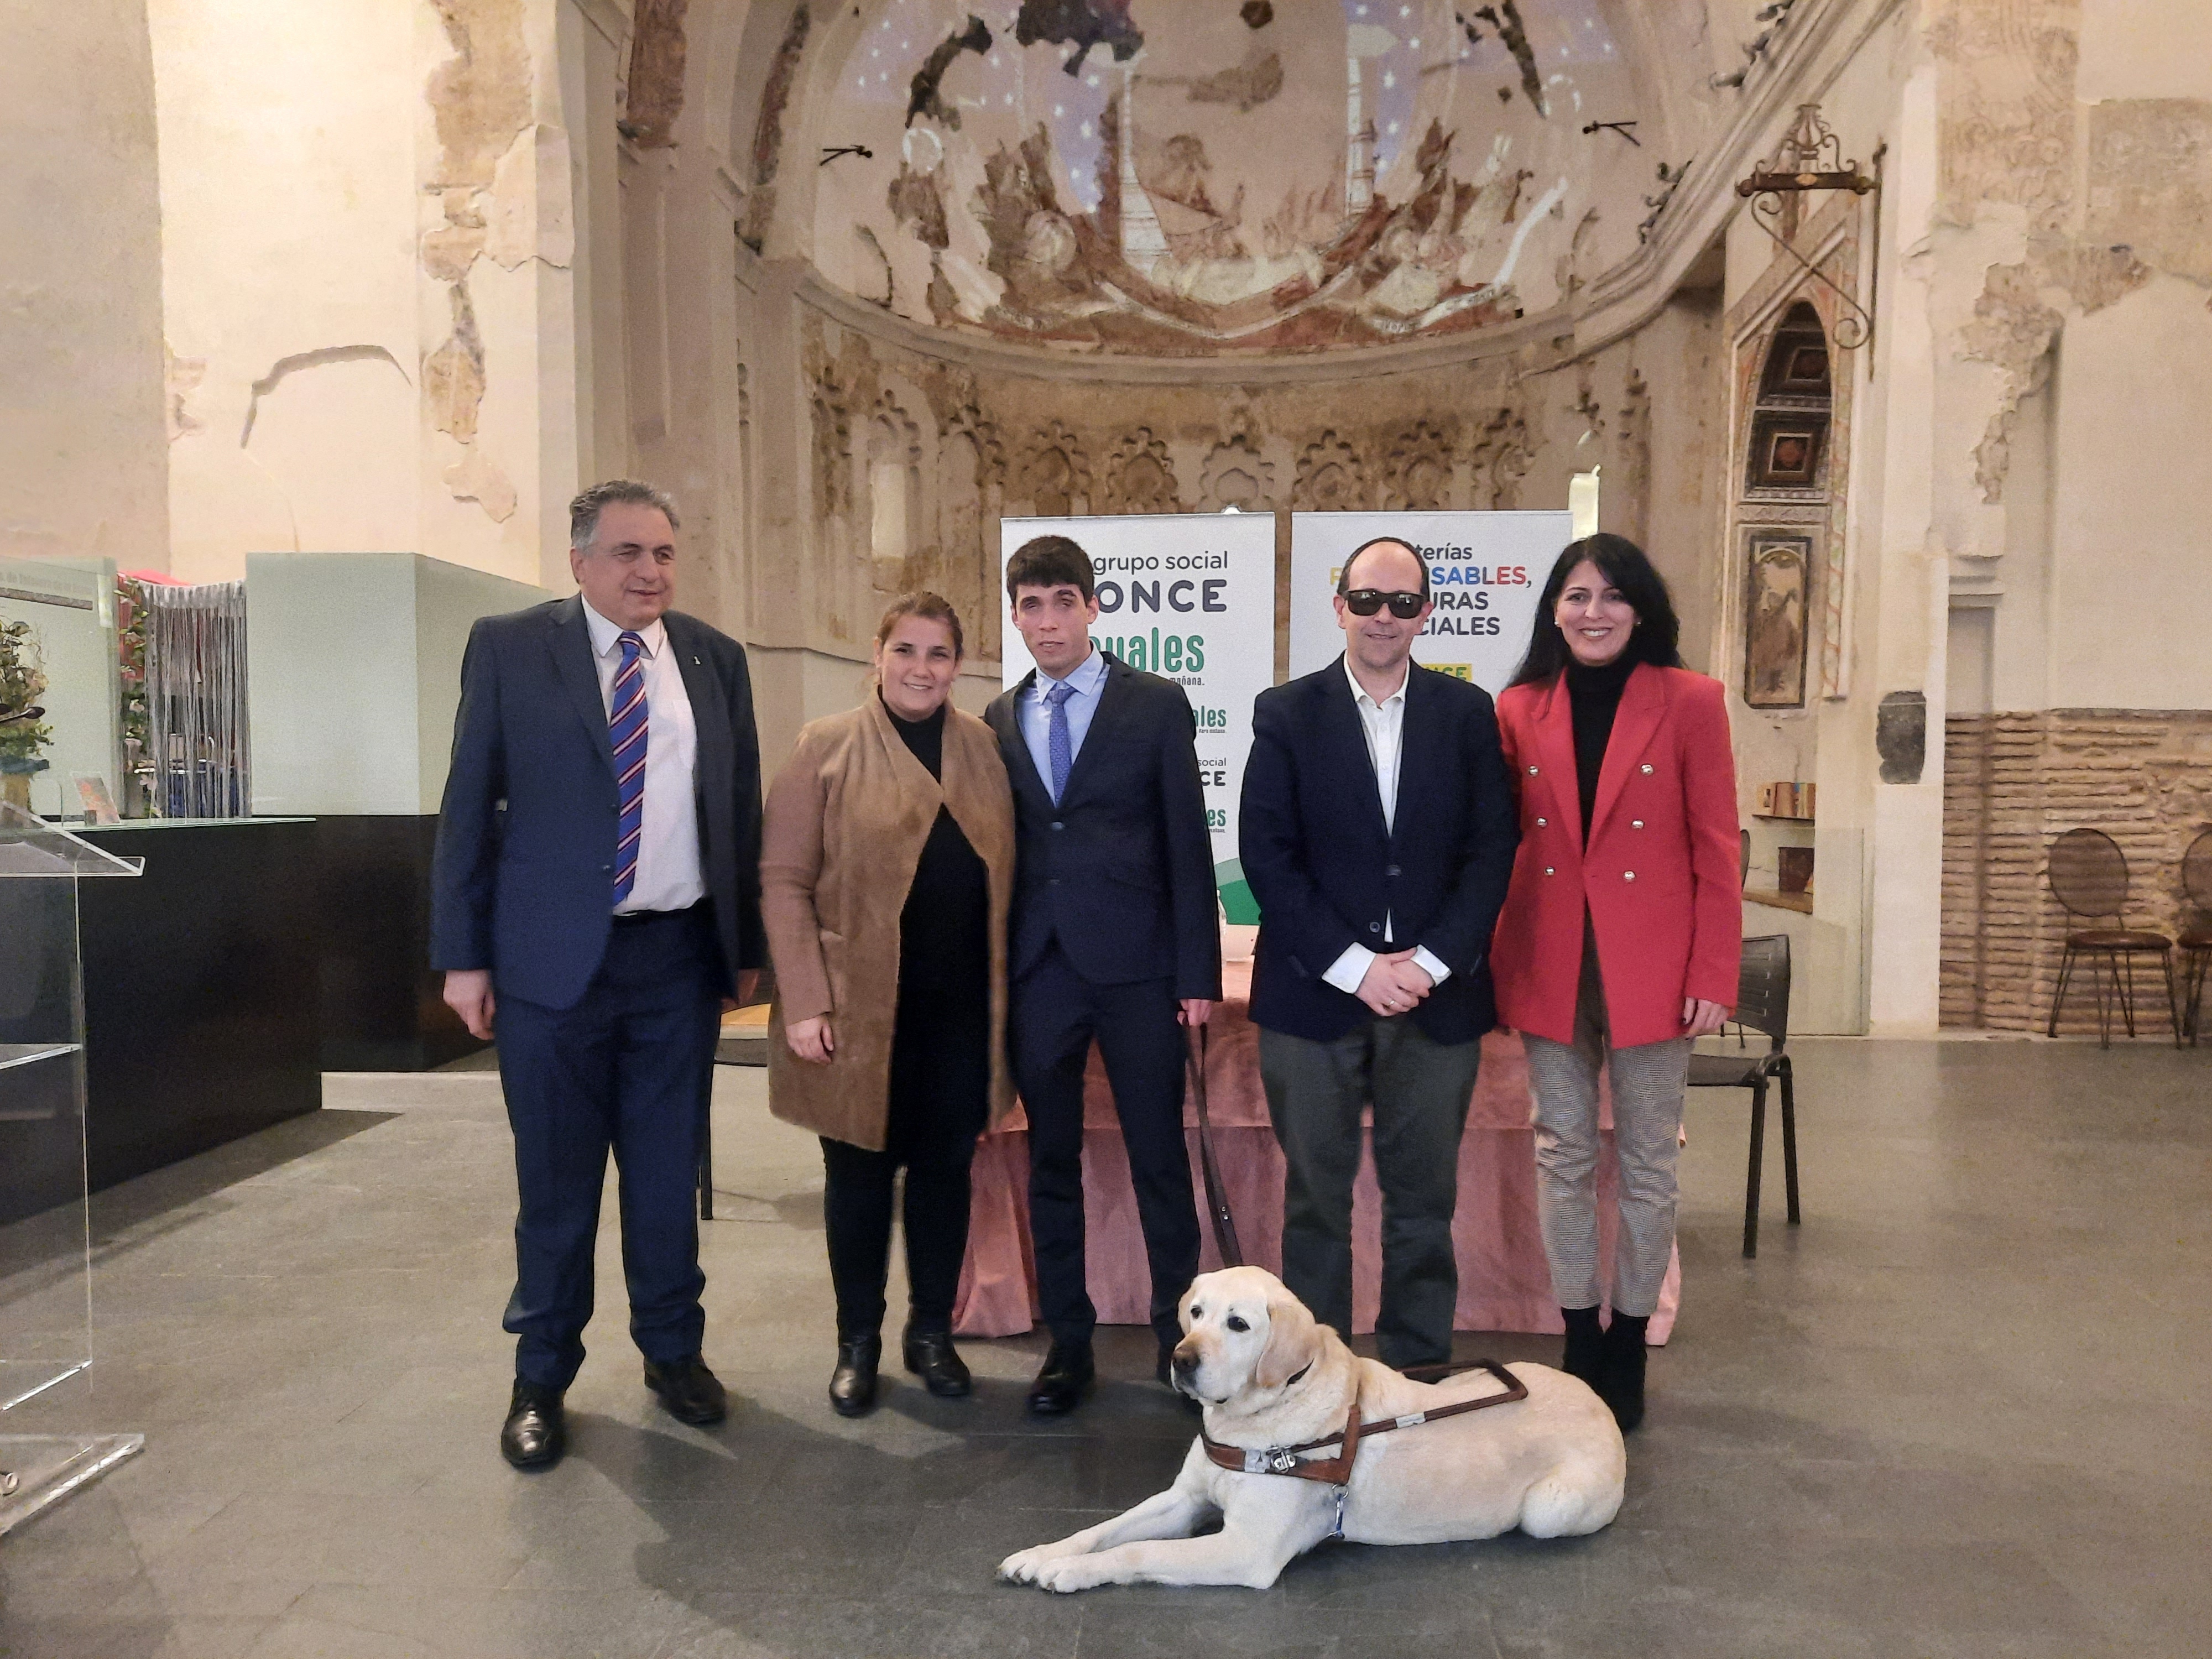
[0,1,169,566]
[152,1,605,589]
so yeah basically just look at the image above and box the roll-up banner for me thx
[1286,511,1574,692]
[1000,512,1276,922]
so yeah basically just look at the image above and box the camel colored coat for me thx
[760,695,1017,1151]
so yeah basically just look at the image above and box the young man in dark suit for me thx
[432,480,764,1469]
[1238,536,1518,1370]
[986,535,1222,1415]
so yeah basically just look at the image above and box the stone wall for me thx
[1940,710,2212,1034]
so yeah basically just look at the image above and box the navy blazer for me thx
[1239,657,1519,1044]
[985,653,1223,999]
[429,596,765,1011]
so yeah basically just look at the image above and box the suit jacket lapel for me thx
[1589,664,1667,837]
[1324,656,1393,847]
[1056,653,1124,808]
[550,597,616,779]
[1533,675,1580,848]
[667,614,727,804]
[998,669,1051,805]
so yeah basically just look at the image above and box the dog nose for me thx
[1171,1347,1199,1378]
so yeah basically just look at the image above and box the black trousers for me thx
[821,989,989,1340]
[1258,1015,1481,1370]
[495,905,721,1391]
[1010,941,1198,1354]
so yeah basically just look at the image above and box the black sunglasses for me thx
[1342,588,1426,620]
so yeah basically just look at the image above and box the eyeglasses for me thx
[1341,588,1426,620]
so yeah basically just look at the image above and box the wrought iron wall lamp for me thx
[1735,104,1880,352]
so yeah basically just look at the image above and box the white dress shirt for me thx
[582,598,706,915]
[1322,655,1454,998]
[1018,642,1110,801]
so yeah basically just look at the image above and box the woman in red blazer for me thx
[1491,535,1741,1431]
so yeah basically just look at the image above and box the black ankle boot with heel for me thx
[1600,1312,1649,1432]
[901,1323,972,1397]
[1560,1305,1605,1389]
[828,1333,882,1417]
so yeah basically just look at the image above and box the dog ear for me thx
[1253,1293,1319,1391]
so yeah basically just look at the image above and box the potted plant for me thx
[1,615,54,813]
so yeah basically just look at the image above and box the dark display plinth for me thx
[312,815,483,1072]
[76,819,321,1192]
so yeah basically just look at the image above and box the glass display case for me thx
[0,800,143,1532]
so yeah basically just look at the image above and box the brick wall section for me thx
[1942,711,2212,1034]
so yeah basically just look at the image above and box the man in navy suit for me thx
[1238,536,1518,1369]
[432,479,764,1469]
[985,535,1222,1415]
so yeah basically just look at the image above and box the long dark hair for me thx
[1510,534,1683,687]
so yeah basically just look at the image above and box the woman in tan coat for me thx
[760,593,1016,1416]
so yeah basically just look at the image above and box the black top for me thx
[1566,654,1635,843]
[884,698,989,1014]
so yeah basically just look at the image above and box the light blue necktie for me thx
[1046,678,1077,803]
[610,631,649,904]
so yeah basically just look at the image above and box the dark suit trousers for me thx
[1011,941,1199,1354]
[1258,1016,1482,1370]
[495,906,721,1390]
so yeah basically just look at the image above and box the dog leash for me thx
[1186,1021,1244,1267]
[1197,1359,1528,1486]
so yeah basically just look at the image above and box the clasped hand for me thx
[1357,950,1434,1018]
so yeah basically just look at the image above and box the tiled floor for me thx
[1,1037,2207,1657]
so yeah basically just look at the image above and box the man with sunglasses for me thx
[1237,536,1518,1369]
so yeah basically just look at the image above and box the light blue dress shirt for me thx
[1019,644,1110,801]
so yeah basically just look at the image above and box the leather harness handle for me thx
[1186,1021,1244,1267]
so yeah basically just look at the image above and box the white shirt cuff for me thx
[1410,946,1452,988]
[1322,942,1376,994]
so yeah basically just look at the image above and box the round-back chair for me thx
[2177,827,2212,1045]
[2043,827,2181,1047]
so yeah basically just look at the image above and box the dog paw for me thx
[1031,1556,1105,1594]
[998,1545,1057,1585]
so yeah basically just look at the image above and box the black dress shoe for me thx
[830,1335,881,1417]
[1560,1305,1605,1388]
[901,1325,972,1397]
[1026,1339,1094,1417]
[500,1380,566,1469]
[643,1355,728,1426]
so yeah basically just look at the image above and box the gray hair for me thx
[568,479,680,551]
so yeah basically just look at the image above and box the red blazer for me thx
[1490,664,1742,1048]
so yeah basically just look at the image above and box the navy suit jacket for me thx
[429,596,765,1011]
[985,653,1222,1000]
[1239,657,1519,1044]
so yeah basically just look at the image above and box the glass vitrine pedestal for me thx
[0,801,143,1532]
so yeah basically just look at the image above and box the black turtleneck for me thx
[883,697,988,1010]
[1566,654,1636,843]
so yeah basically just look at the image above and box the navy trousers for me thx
[495,906,721,1391]
[1010,941,1199,1355]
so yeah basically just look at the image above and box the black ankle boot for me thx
[828,1334,881,1417]
[901,1324,972,1397]
[1600,1313,1649,1433]
[1560,1306,1604,1388]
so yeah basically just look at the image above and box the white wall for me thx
[247,552,549,816]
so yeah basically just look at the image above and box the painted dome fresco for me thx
[808,0,1658,354]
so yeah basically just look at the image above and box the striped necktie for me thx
[610,630,649,905]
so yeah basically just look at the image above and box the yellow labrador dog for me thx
[999,1266,1624,1592]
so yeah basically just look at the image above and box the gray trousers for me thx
[1523,927,1690,1318]
[1258,1017,1482,1370]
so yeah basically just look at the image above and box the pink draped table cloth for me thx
[953,959,1679,1344]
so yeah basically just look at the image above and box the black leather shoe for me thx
[643,1355,728,1426]
[902,1325,972,1397]
[1026,1339,1094,1417]
[830,1335,881,1417]
[500,1380,566,1469]
[1560,1305,1605,1388]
